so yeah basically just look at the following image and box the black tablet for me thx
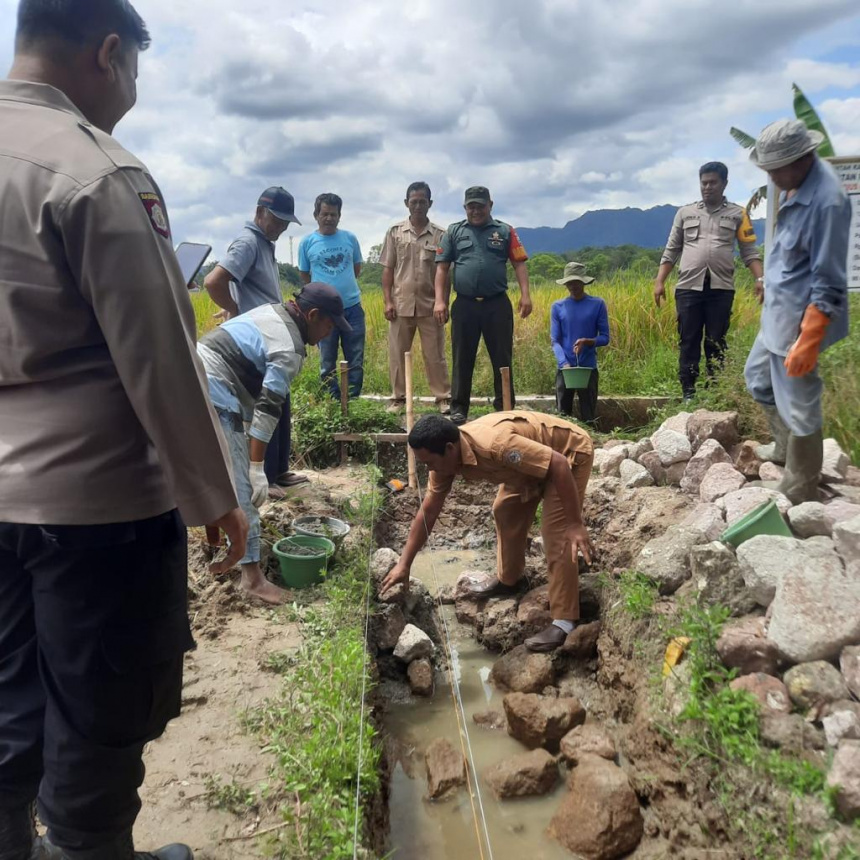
[175,241,212,288]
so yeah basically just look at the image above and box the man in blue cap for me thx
[198,283,352,604]
[204,187,307,498]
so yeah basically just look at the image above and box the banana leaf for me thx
[792,83,835,157]
[730,126,757,149]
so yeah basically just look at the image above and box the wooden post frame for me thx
[404,351,417,489]
[339,360,349,464]
[501,366,512,411]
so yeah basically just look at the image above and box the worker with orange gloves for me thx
[743,119,851,503]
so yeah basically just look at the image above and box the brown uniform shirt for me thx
[660,199,761,291]
[379,219,445,316]
[0,80,237,525]
[427,412,593,501]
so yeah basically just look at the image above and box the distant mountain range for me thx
[516,204,765,254]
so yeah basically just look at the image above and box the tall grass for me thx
[189,280,859,458]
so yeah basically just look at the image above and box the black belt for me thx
[455,292,506,302]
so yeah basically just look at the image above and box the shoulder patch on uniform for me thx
[139,192,169,239]
[505,449,522,465]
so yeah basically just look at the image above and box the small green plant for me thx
[203,774,258,815]
[616,570,659,619]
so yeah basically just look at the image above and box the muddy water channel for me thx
[385,549,580,860]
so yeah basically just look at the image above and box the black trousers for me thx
[555,368,599,427]
[450,293,514,417]
[0,511,193,850]
[675,277,734,396]
[263,394,291,484]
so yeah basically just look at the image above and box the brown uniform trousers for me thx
[428,412,594,620]
[388,314,451,403]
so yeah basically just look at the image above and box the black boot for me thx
[755,405,789,465]
[0,804,36,860]
[777,430,824,505]
[37,833,192,860]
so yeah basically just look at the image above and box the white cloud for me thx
[1,0,858,256]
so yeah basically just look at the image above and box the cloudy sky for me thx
[2,0,859,263]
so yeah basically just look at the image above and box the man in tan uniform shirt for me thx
[381,412,594,652]
[380,181,451,413]
[0,2,244,859]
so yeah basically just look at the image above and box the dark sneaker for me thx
[524,624,570,653]
[37,835,192,860]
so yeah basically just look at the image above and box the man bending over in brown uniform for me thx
[381,412,594,652]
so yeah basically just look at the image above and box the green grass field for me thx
[190,275,860,461]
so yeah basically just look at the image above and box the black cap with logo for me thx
[295,282,352,332]
[257,186,301,224]
[463,186,491,205]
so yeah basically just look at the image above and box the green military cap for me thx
[464,186,491,205]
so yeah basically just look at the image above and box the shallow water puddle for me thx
[385,549,572,860]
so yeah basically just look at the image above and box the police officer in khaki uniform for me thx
[654,162,763,399]
[434,187,533,424]
[0,2,245,859]
[381,412,594,652]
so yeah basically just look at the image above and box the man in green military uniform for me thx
[434,186,532,424]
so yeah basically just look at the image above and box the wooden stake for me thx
[405,351,417,489]
[501,366,512,411]
[339,360,349,465]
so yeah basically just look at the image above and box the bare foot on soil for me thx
[240,564,290,605]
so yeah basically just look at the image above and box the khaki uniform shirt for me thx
[427,412,593,502]
[379,219,445,316]
[660,199,761,291]
[0,80,237,525]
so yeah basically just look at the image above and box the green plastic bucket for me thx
[272,535,335,588]
[561,366,593,390]
[721,499,791,548]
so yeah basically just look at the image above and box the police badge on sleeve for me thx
[139,191,170,239]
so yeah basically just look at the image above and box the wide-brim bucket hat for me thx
[750,119,824,171]
[556,261,595,286]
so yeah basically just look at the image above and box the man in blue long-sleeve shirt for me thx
[550,262,610,427]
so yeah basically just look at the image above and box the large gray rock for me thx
[393,624,434,662]
[516,585,552,636]
[823,709,860,748]
[822,438,851,483]
[503,692,586,751]
[593,447,627,477]
[408,658,434,696]
[721,486,791,525]
[759,461,785,482]
[687,409,739,453]
[548,756,644,859]
[716,616,781,675]
[628,437,653,463]
[788,502,832,538]
[729,673,791,713]
[824,500,860,529]
[619,458,654,489]
[658,411,692,436]
[634,525,710,595]
[760,711,826,752]
[691,541,758,616]
[561,620,602,659]
[834,515,860,563]
[483,748,558,799]
[783,661,850,710]
[454,570,491,600]
[827,740,860,820]
[768,560,860,663]
[559,723,617,765]
[425,738,466,799]
[842,645,860,699]
[370,547,399,583]
[737,535,842,607]
[651,428,693,467]
[679,439,732,495]
[699,463,747,503]
[733,440,763,479]
[372,603,407,651]
[638,450,667,484]
[479,598,520,651]
[490,645,555,694]
[681,503,726,541]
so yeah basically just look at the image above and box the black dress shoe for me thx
[524,624,569,653]
[462,577,520,600]
[450,412,467,426]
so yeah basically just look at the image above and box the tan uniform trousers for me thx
[389,314,451,403]
[492,448,593,620]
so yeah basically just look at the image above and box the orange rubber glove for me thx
[784,304,830,378]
